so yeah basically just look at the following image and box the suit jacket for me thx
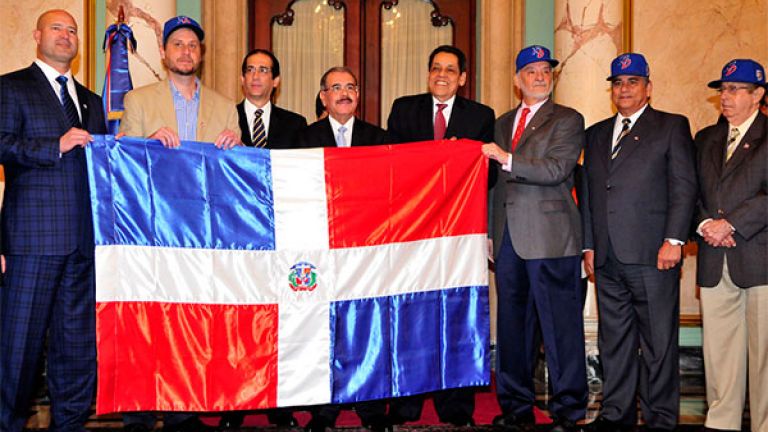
[120,79,240,142]
[236,101,307,148]
[299,117,387,148]
[582,106,697,268]
[0,63,106,255]
[491,100,584,260]
[387,92,496,187]
[695,111,767,288]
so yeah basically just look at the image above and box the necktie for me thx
[252,108,267,147]
[510,107,530,151]
[56,76,81,129]
[434,103,447,140]
[612,118,631,159]
[336,125,348,147]
[725,127,741,161]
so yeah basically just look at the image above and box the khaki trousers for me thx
[701,259,768,432]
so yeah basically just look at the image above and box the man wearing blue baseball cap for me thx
[695,59,767,432]
[120,17,231,432]
[581,52,697,432]
[120,15,241,149]
[482,45,587,432]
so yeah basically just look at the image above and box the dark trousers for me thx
[494,228,587,422]
[388,387,475,423]
[311,400,387,425]
[0,252,96,432]
[595,243,679,429]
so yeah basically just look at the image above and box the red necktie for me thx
[434,103,447,140]
[510,107,530,151]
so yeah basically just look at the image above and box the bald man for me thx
[0,9,106,432]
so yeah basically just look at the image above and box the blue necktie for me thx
[56,75,82,129]
[336,125,349,147]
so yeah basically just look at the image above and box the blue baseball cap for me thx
[163,16,205,45]
[607,53,650,81]
[515,45,559,71]
[708,59,766,88]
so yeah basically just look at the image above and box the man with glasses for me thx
[580,53,697,432]
[236,49,306,148]
[385,44,495,428]
[299,66,386,150]
[695,59,767,432]
[299,66,389,432]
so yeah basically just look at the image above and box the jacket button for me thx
[718,209,724,215]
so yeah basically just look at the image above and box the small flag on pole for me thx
[101,7,136,135]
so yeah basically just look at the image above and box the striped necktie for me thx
[612,118,631,159]
[56,75,82,129]
[725,127,741,161]
[252,108,266,147]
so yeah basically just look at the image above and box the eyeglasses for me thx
[244,65,272,75]
[324,83,359,94]
[717,84,753,95]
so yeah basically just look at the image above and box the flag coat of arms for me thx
[87,136,490,414]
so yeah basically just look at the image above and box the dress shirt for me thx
[502,98,549,171]
[169,78,201,141]
[328,115,354,147]
[432,95,456,129]
[244,99,272,139]
[696,108,761,235]
[35,59,81,120]
[611,103,648,145]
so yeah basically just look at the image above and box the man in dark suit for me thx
[580,53,697,432]
[299,66,389,432]
[0,9,106,432]
[236,49,307,148]
[482,45,587,432]
[299,66,387,149]
[695,59,767,432]
[385,45,494,427]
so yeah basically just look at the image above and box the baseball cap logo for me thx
[178,16,191,24]
[532,46,544,59]
[757,69,764,81]
[725,61,738,76]
[620,55,632,70]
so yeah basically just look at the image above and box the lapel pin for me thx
[82,104,87,109]
[531,126,536,130]
[743,143,750,149]
[634,136,639,140]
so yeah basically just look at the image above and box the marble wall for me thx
[632,0,768,134]
[0,0,87,80]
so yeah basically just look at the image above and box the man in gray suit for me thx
[482,45,586,432]
[581,53,697,432]
[695,59,767,432]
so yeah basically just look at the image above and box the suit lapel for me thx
[29,64,69,131]
[610,106,653,172]
[158,81,178,135]
[197,85,214,141]
[236,102,252,145]
[445,96,465,138]
[706,122,729,179]
[74,82,91,128]
[595,118,614,173]
[351,117,364,147]
[515,100,553,152]
[722,114,766,178]
[419,95,435,139]
[321,118,336,147]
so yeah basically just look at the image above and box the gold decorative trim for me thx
[84,0,96,89]
[622,0,632,52]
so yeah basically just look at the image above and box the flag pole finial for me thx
[118,6,125,24]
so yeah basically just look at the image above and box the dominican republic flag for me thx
[87,136,491,414]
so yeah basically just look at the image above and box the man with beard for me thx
[120,15,240,149]
[0,9,107,432]
[236,49,306,148]
[119,17,235,432]
[482,45,587,432]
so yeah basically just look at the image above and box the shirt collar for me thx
[616,103,649,126]
[169,78,201,101]
[328,115,354,133]
[244,98,272,118]
[35,59,73,86]
[729,108,760,139]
